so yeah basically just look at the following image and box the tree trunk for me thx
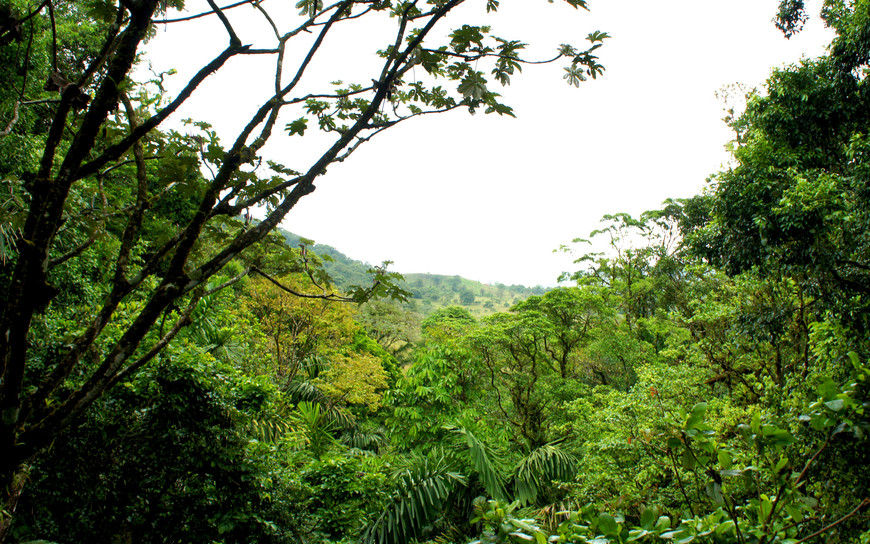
[0,464,30,542]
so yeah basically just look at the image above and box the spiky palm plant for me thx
[445,425,509,501]
[0,185,23,265]
[290,400,339,459]
[446,426,577,506]
[365,427,578,544]
[188,293,244,363]
[512,442,577,505]
[341,423,388,453]
[247,417,294,444]
[362,451,467,544]
[283,378,357,430]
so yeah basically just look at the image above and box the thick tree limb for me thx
[77,43,248,180]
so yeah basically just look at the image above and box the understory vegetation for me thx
[1,0,869,543]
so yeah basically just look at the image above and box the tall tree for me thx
[696,1,870,315]
[513,287,604,379]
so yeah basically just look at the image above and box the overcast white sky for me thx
[146,0,836,287]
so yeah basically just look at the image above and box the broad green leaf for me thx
[824,398,845,412]
[717,450,733,470]
[706,481,724,505]
[285,117,308,137]
[597,513,618,536]
[682,449,695,470]
[655,516,672,531]
[784,504,804,523]
[685,402,708,429]
[640,507,657,530]
[458,72,488,101]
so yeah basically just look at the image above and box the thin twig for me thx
[78,4,125,88]
[99,155,162,177]
[250,266,355,302]
[112,294,203,384]
[20,98,61,106]
[795,430,837,486]
[48,229,98,268]
[792,498,869,544]
[203,267,252,297]
[16,0,50,25]
[47,0,57,72]
[78,43,248,179]
[419,47,563,65]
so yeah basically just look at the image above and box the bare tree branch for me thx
[0,102,19,138]
[792,499,870,544]
[251,267,355,302]
[77,43,248,179]
[153,0,260,24]
[207,0,241,46]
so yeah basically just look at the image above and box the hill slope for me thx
[279,230,546,317]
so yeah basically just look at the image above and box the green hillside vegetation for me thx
[281,230,545,318]
[403,274,547,316]
[2,2,870,544]
[280,230,374,289]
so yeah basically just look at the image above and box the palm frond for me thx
[444,425,509,501]
[300,354,328,379]
[341,424,387,453]
[323,404,356,430]
[187,295,244,363]
[284,379,327,404]
[0,183,24,265]
[362,452,467,544]
[0,220,19,265]
[290,401,338,458]
[429,522,470,544]
[190,323,244,363]
[284,379,356,429]
[512,442,577,505]
[247,417,294,443]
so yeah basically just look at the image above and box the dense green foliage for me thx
[2,0,870,543]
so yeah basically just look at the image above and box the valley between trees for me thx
[1,0,869,543]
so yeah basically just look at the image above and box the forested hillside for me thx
[281,229,546,316]
[1,1,869,544]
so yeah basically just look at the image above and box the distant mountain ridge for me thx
[279,229,546,317]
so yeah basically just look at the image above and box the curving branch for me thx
[153,0,260,24]
[48,229,98,268]
[419,46,564,65]
[206,0,241,46]
[251,267,356,302]
[792,499,870,544]
[77,43,249,179]
[77,4,126,88]
[0,102,19,137]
